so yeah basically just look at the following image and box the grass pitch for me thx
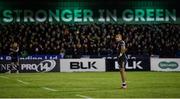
[0,72,180,98]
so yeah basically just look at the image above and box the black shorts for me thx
[10,53,19,63]
[117,56,127,69]
[11,56,19,62]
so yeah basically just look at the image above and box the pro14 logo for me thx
[70,61,97,69]
[21,60,56,72]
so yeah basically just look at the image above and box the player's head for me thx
[115,34,122,41]
[13,42,18,48]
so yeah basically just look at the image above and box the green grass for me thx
[0,72,180,98]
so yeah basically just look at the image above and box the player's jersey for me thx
[10,46,19,62]
[116,40,127,66]
[11,47,19,56]
[116,40,126,58]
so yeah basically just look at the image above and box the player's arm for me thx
[10,47,19,52]
[10,48,15,52]
[15,47,19,52]
[120,46,127,53]
[119,42,127,57]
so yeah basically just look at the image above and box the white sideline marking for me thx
[0,76,10,79]
[0,76,30,85]
[16,79,29,85]
[76,94,93,99]
[42,87,58,92]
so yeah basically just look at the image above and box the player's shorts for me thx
[117,55,127,69]
[11,56,19,62]
[10,53,19,62]
[11,53,19,63]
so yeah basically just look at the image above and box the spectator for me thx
[0,23,179,58]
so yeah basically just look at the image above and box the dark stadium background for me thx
[0,0,180,58]
[0,0,180,98]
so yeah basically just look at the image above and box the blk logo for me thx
[70,61,97,69]
[126,61,143,69]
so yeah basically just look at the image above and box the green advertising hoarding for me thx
[0,0,179,24]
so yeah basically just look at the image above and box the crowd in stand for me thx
[0,23,180,58]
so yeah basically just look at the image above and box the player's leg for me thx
[7,58,16,74]
[15,58,20,74]
[7,63,12,74]
[119,61,127,88]
[15,62,19,73]
[7,61,15,74]
[118,58,127,89]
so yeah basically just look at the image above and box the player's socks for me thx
[6,70,11,74]
[16,70,19,74]
[16,65,19,74]
[121,82,127,89]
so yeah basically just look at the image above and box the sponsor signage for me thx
[0,62,17,73]
[106,55,150,71]
[60,59,105,72]
[0,55,62,61]
[151,58,180,71]
[0,60,60,73]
